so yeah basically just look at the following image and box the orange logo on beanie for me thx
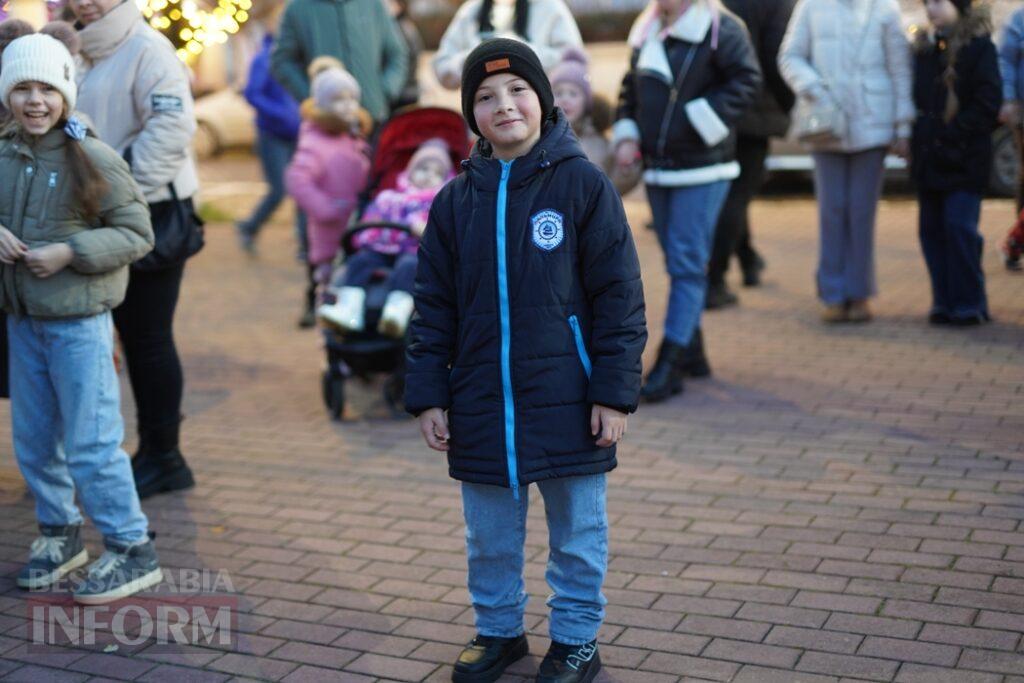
[485,58,511,73]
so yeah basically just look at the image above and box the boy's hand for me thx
[591,404,627,448]
[24,243,74,279]
[0,227,28,264]
[418,407,450,452]
[615,141,640,169]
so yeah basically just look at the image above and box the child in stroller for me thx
[317,107,469,420]
[317,138,454,338]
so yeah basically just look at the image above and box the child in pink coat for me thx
[317,138,454,338]
[285,64,371,285]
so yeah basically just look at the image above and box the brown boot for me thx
[847,300,872,323]
[821,303,848,323]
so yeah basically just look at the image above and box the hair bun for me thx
[0,19,34,57]
[40,21,81,57]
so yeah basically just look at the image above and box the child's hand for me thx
[24,243,74,278]
[418,407,450,452]
[615,141,640,169]
[591,404,627,448]
[0,227,28,264]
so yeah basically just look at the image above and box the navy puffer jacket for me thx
[405,111,647,494]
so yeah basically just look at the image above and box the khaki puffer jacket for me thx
[0,127,154,319]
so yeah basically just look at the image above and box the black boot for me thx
[680,328,711,378]
[640,340,686,403]
[133,419,195,499]
[740,252,765,287]
[452,634,528,683]
[536,640,601,683]
[705,282,738,310]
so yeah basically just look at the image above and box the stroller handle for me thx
[341,221,414,255]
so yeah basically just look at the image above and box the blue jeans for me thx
[240,129,308,255]
[647,181,731,345]
[811,149,886,304]
[462,474,608,645]
[8,313,149,545]
[918,191,989,319]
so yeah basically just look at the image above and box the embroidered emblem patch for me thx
[151,94,184,113]
[531,209,564,251]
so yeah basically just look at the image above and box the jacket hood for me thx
[914,2,992,53]
[77,0,141,62]
[463,108,586,190]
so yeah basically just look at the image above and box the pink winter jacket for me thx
[285,121,371,265]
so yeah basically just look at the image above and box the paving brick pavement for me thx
[0,153,1021,682]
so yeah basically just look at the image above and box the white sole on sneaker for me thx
[17,548,89,589]
[73,567,164,605]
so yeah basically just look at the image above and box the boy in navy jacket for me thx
[405,38,646,683]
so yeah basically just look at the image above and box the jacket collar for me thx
[78,0,141,62]
[3,126,67,159]
[464,109,585,191]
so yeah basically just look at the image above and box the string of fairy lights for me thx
[136,0,251,62]
[0,0,250,63]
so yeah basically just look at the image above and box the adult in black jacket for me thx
[406,109,646,490]
[912,0,1000,326]
[613,0,760,402]
[707,0,795,309]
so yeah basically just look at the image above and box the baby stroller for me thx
[321,107,469,420]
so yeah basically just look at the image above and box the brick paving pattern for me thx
[0,153,1021,681]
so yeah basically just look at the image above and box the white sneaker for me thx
[317,286,366,333]
[378,290,415,338]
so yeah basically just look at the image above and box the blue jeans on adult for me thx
[647,181,731,345]
[811,149,887,305]
[462,473,608,645]
[8,313,149,545]
[239,129,308,255]
[918,190,989,319]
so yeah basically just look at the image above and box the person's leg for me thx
[539,474,608,646]
[45,313,149,545]
[709,136,767,287]
[339,249,389,288]
[388,252,419,293]
[917,191,950,317]
[941,191,988,320]
[238,130,290,238]
[7,315,82,529]
[461,481,529,638]
[734,137,770,281]
[811,152,850,306]
[843,147,886,304]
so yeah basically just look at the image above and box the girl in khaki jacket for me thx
[0,27,162,605]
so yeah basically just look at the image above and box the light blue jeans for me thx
[647,181,732,346]
[8,313,149,545]
[461,473,608,646]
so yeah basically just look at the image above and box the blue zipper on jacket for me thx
[496,159,520,500]
[568,315,592,378]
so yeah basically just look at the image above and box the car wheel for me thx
[192,121,220,160]
[989,127,1019,198]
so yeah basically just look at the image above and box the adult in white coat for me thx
[70,0,198,498]
[779,0,913,323]
[432,0,582,90]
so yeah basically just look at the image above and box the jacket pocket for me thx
[568,315,592,379]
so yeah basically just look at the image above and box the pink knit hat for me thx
[408,138,453,176]
[312,66,360,110]
[549,47,592,104]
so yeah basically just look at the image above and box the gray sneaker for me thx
[73,538,162,605]
[17,524,89,589]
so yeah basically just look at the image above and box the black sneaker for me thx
[452,634,528,683]
[73,539,162,605]
[704,283,738,310]
[17,525,89,589]
[536,640,601,683]
[928,311,951,326]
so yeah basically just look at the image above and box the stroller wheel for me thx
[322,370,346,421]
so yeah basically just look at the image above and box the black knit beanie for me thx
[461,38,554,137]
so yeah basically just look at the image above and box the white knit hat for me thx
[0,33,77,112]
